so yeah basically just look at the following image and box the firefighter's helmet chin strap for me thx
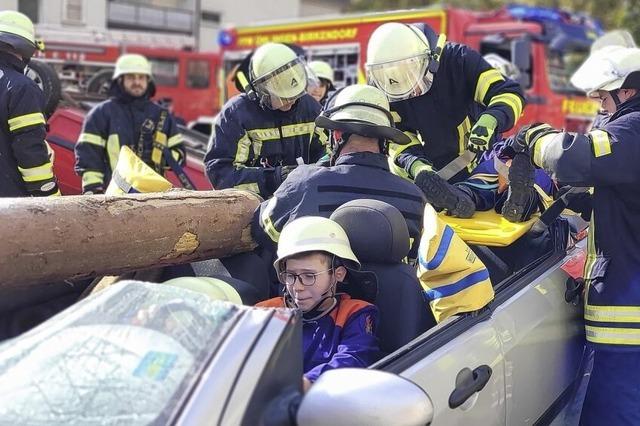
[610,89,622,108]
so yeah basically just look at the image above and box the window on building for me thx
[63,0,85,24]
[186,59,210,89]
[149,58,179,87]
[18,0,39,23]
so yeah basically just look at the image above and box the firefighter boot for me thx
[415,171,476,218]
[502,152,537,223]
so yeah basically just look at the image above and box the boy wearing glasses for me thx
[257,216,380,391]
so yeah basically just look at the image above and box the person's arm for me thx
[204,101,283,197]
[521,121,640,187]
[460,45,526,152]
[304,304,379,383]
[8,81,59,196]
[75,104,109,194]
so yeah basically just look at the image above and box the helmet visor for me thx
[366,53,432,102]
[253,57,308,109]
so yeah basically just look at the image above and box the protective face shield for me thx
[366,22,444,102]
[0,10,44,62]
[570,46,640,98]
[591,30,636,53]
[250,43,310,110]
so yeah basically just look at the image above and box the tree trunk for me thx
[0,190,262,289]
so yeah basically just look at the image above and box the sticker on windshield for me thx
[133,351,178,381]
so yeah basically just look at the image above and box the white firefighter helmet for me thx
[571,45,640,98]
[315,84,410,144]
[0,10,44,60]
[274,216,360,273]
[366,23,436,102]
[309,60,335,85]
[113,54,153,80]
[250,43,309,109]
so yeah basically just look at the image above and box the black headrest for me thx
[330,199,410,264]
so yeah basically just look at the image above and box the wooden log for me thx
[0,190,262,288]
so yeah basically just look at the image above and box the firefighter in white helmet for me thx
[257,216,379,390]
[75,53,186,194]
[205,43,329,199]
[0,11,60,197]
[307,60,336,106]
[365,22,525,216]
[513,45,640,425]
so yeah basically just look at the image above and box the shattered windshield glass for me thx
[0,281,240,425]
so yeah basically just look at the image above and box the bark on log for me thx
[0,190,262,288]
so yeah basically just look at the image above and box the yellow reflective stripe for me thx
[589,129,612,158]
[585,304,640,323]
[474,69,504,105]
[247,122,315,142]
[456,116,472,158]
[171,149,182,162]
[488,92,524,120]
[82,171,104,187]
[167,134,182,148]
[50,190,61,197]
[388,131,422,180]
[106,134,120,172]
[260,197,281,243]
[532,133,555,168]
[315,126,329,145]
[391,111,402,124]
[154,131,168,145]
[8,112,45,132]
[234,133,251,165]
[583,215,597,282]
[79,132,106,148]
[18,162,54,182]
[234,182,260,194]
[586,325,640,345]
[533,184,553,209]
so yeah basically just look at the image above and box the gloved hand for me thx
[279,165,297,182]
[468,114,498,153]
[82,183,104,195]
[414,169,476,218]
[512,123,556,152]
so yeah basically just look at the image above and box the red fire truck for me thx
[35,41,221,123]
[217,4,602,133]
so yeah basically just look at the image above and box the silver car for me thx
[0,218,586,426]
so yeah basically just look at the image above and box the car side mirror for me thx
[511,36,531,72]
[296,368,434,426]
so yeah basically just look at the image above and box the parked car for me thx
[0,211,586,425]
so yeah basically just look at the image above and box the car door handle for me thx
[448,365,492,409]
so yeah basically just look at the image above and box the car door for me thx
[491,241,585,424]
[378,223,584,425]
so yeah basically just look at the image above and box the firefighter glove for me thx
[468,114,497,153]
[513,123,557,151]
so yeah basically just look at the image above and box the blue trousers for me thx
[580,349,640,425]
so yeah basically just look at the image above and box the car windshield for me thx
[547,47,590,95]
[0,281,241,425]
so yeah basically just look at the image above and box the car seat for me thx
[330,199,437,355]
